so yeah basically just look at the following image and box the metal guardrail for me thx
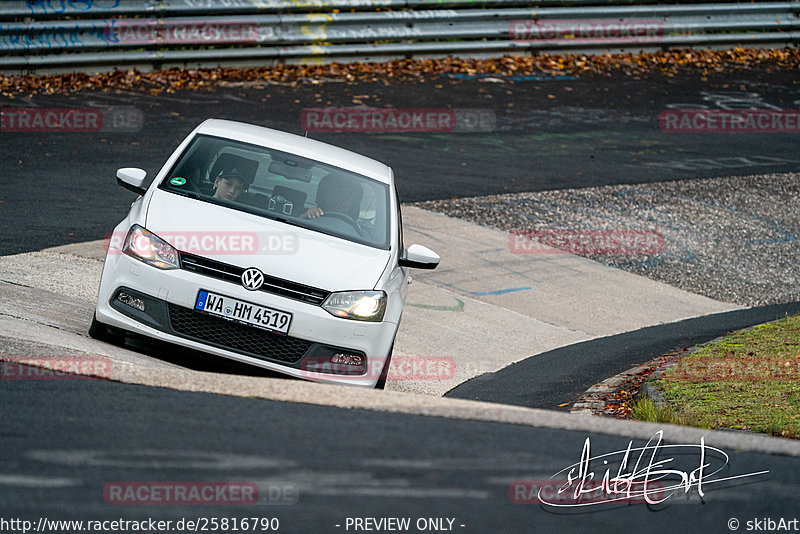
[4,0,777,18]
[1,1,798,72]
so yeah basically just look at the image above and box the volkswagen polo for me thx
[91,119,439,388]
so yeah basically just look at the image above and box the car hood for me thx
[145,189,391,291]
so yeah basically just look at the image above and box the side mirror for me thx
[399,244,440,270]
[116,167,148,196]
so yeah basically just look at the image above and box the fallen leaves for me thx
[603,352,684,419]
[0,48,797,96]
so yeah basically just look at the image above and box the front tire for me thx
[374,342,394,390]
[89,314,125,345]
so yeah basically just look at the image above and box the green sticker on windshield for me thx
[170,177,186,186]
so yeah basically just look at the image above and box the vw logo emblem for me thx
[241,268,264,291]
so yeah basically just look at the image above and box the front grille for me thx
[168,303,312,364]
[180,253,330,306]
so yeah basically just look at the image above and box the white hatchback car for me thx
[91,119,439,388]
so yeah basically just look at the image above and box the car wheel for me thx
[89,314,125,345]
[374,341,394,390]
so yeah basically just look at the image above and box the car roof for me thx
[195,119,393,184]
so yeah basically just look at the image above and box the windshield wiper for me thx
[273,215,308,230]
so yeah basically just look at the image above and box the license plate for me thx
[194,290,292,335]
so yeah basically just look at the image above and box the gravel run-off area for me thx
[416,172,799,307]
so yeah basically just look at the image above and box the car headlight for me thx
[322,290,387,322]
[122,225,179,270]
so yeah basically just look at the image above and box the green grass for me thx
[631,313,800,439]
[630,397,685,426]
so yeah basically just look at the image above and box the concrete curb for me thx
[570,364,653,415]
[2,335,800,457]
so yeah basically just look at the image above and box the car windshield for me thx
[158,134,391,249]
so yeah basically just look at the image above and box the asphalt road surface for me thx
[2,65,799,255]
[2,373,798,534]
[448,301,800,409]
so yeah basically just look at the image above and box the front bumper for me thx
[95,251,397,387]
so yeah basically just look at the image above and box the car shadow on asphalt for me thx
[115,330,295,381]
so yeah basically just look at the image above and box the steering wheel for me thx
[319,211,359,228]
[318,211,368,238]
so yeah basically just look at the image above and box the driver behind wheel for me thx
[301,172,362,220]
